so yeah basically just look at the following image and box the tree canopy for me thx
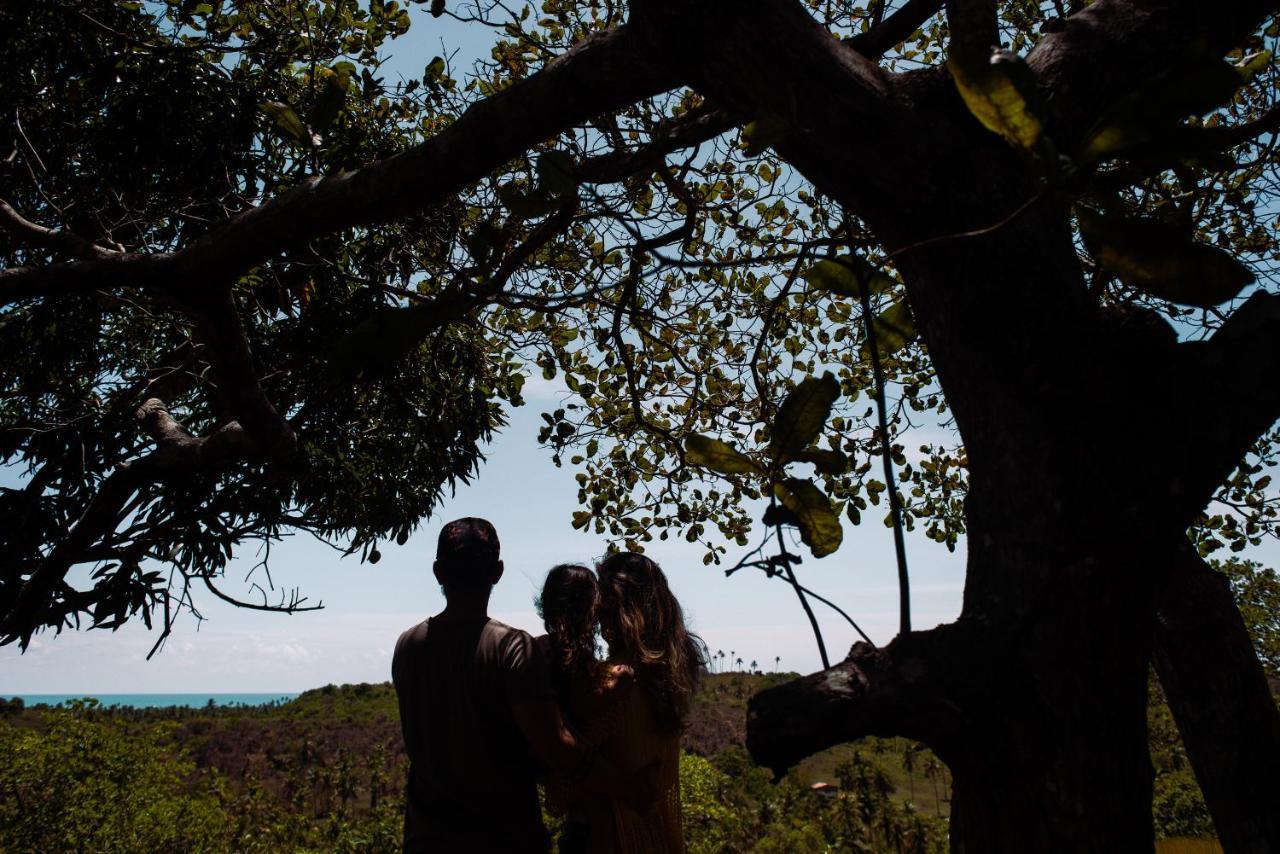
[4,1,1280,848]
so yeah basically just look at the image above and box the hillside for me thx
[1,671,1238,852]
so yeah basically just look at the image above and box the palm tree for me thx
[924,757,944,818]
[715,649,725,674]
[735,656,744,672]
[902,744,917,805]
[774,655,781,672]
[750,659,758,674]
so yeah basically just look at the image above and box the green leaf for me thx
[260,101,309,145]
[310,65,352,130]
[497,182,557,219]
[549,326,578,347]
[741,114,792,157]
[862,300,916,359]
[425,56,447,82]
[774,478,843,558]
[804,256,895,299]
[791,448,848,475]
[949,51,1043,154]
[430,0,445,17]
[685,434,763,476]
[536,150,577,197]
[1076,207,1255,307]
[571,511,592,530]
[769,373,840,463]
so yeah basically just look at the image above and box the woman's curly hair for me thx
[535,563,600,691]
[596,552,707,732]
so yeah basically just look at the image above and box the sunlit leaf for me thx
[1237,50,1273,82]
[260,100,309,144]
[949,51,1043,154]
[770,373,840,463]
[774,478,843,557]
[685,434,763,475]
[1076,206,1255,307]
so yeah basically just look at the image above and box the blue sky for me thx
[0,369,968,692]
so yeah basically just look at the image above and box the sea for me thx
[5,693,298,708]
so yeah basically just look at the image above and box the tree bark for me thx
[1154,544,1280,853]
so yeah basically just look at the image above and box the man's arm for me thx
[511,699,654,810]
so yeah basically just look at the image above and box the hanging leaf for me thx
[791,448,848,475]
[774,478,843,557]
[769,373,840,463]
[949,50,1043,155]
[1076,206,1255,307]
[741,114,792,157]
[862,300,916,359]
[685,434,762,475]
[430,0,446,17]
[260,101,309,145]
[804,255,895,299]
[536,150,577,197]
[310,63,353,129]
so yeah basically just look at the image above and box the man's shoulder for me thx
[483,618,534,640]
[394,620,430,656]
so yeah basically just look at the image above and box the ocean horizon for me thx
[5,693,299,708]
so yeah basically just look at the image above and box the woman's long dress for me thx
[548,664,685,854]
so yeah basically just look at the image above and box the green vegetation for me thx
[1,673,1248,853]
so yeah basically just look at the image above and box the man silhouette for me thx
[393,518,636,852]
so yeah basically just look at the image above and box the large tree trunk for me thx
[1154,544,1280,853]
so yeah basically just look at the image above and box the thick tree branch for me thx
[746,624,976,775]
[1154,541,1280,852]
[1176,291,1280,519]
[191,294,296,456]
[1028,0,1278,150]
[848,0,943,59]
[947,0,999,66]
[0,198,119,260]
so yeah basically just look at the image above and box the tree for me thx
[3,1,1279,849]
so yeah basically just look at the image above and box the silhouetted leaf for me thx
[774,478,843,557]
[804,256,895,299]
[770,373,840,462]
[310,63,353,129]
[791,448,848,475]
[685,434,762,475]
[536,150,577,197]
[1076,206,1255,307]
[862,301,916,359]
[741,114,792,157]
[260,100,309,144]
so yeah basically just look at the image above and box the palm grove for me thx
[2,0,1279,850]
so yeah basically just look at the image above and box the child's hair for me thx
[535,563,600,688]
